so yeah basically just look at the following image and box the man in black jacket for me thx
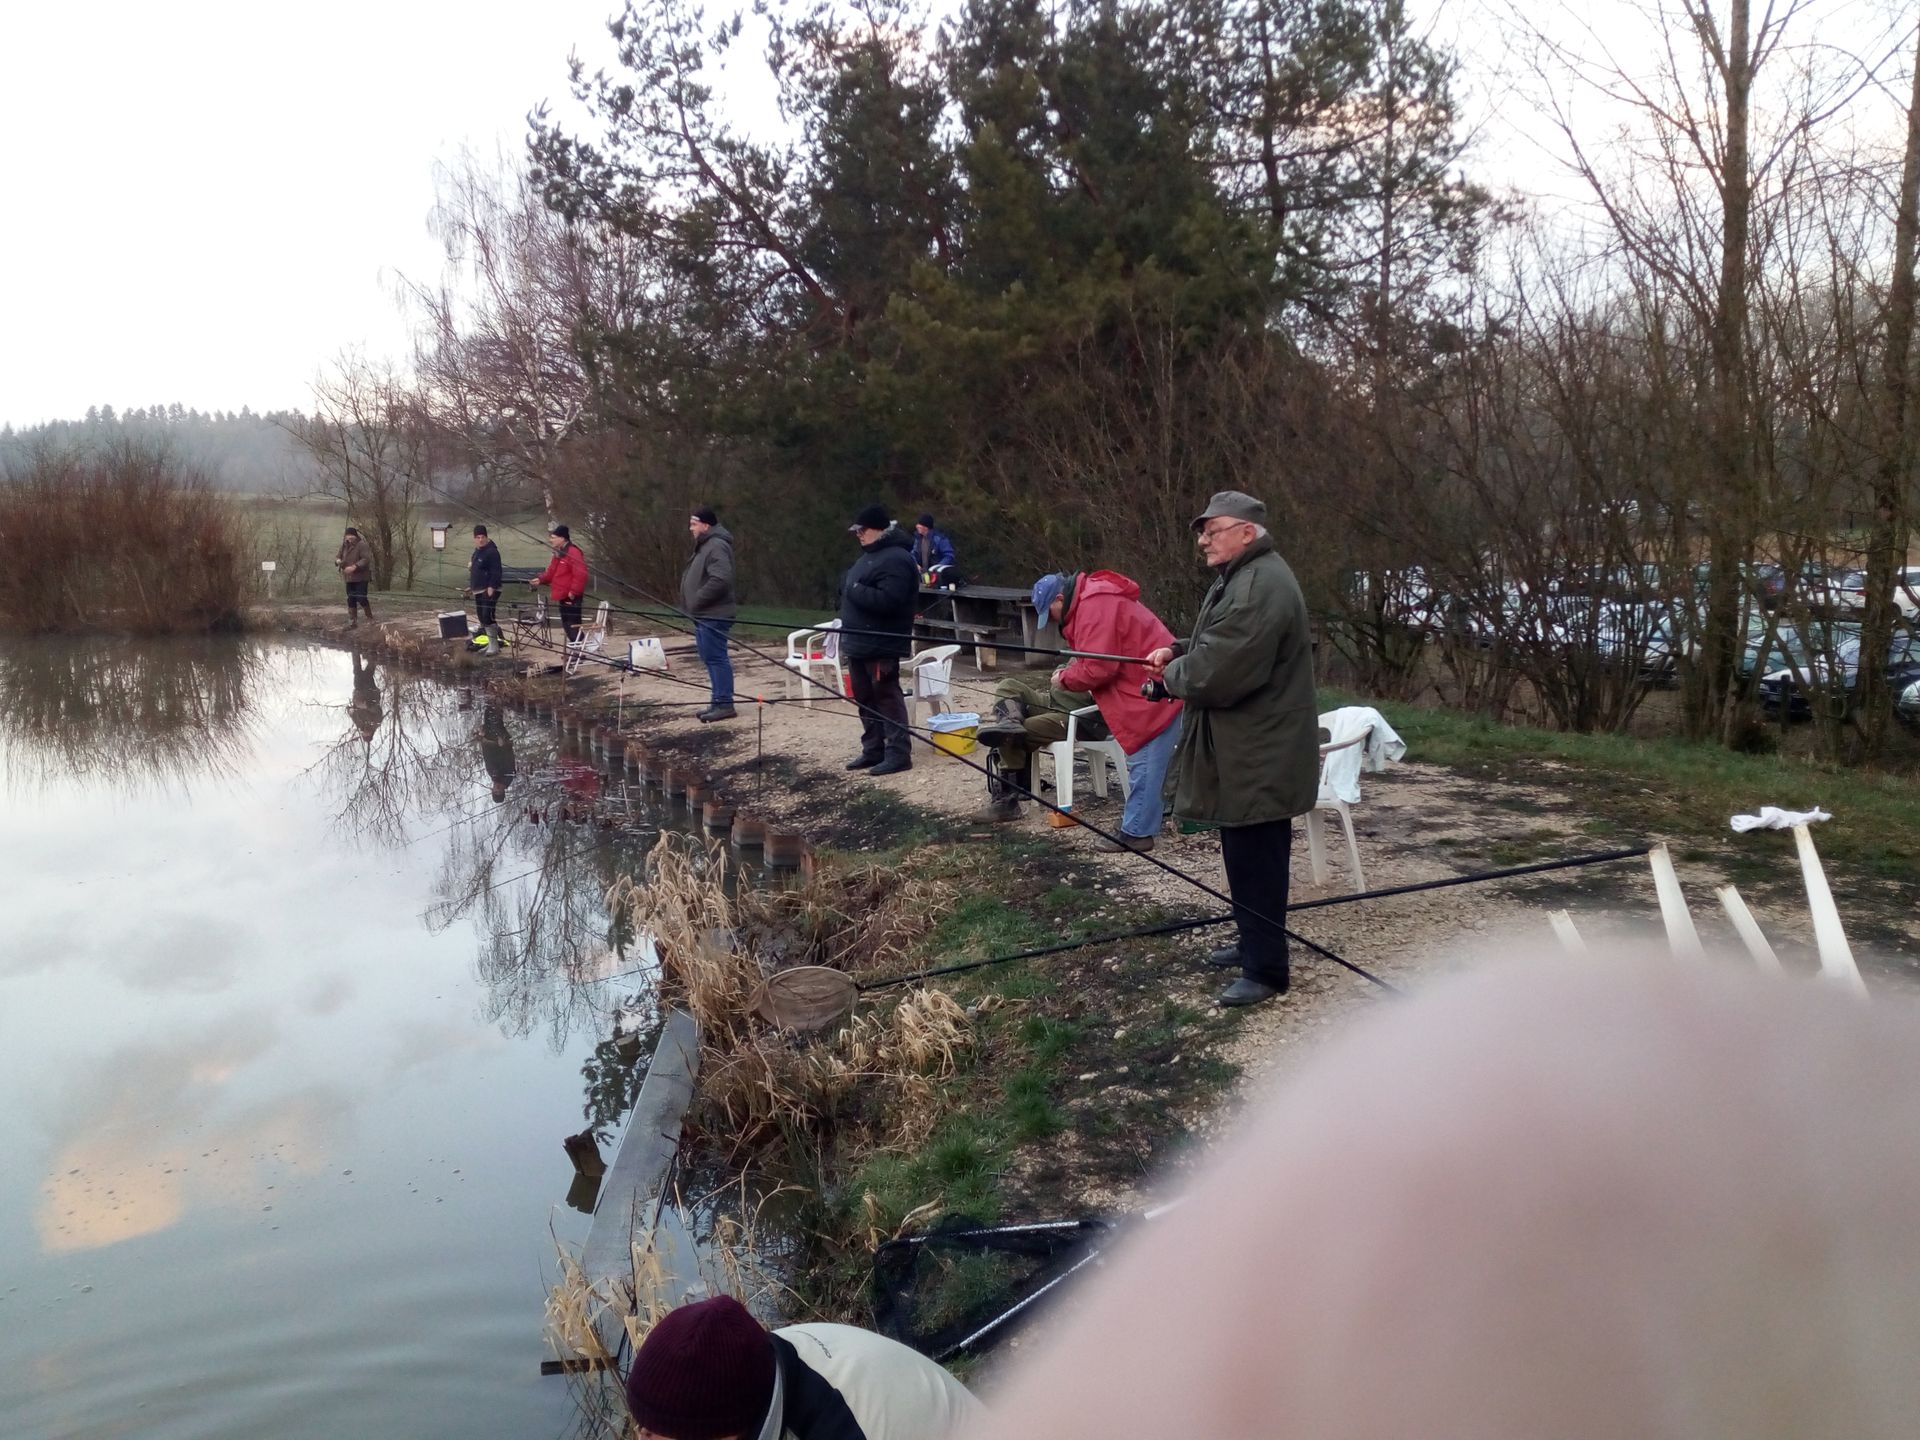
[839,504,918,776]
[467,525,504,643]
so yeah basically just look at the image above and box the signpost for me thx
[430,522,450,589]
[260,559,277,600]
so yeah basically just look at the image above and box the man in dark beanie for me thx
[910,513,955,581]
[467,524,503,643]
[531,522,590,641]
[683,505,738,722]
[838,505,919,777]
[624,1294,982,1440]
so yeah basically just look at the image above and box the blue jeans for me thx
[1121,719,1180,839]
[694,619,734,706]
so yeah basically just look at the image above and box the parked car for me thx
[1835,565,1920,619]
[1756,620,1920,719]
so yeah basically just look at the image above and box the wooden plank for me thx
[581,1008,701,1292]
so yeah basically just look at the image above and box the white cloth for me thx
[1731,805,1831,833]
[1317,706,1408,806]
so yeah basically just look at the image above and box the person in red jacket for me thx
[530,523,590,640]
[1043,569,1184,852]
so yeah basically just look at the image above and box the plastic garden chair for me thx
[1307,730,1370,891]
[783,620,844,705]
[1039,705,1130,812]
[902,643,962,727]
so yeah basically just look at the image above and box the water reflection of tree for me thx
[310,650,500,846]
[311,655,653,1053]
[430,802,645,1050]
[0,636,264,795]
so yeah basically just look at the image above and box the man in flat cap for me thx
[1145,490,1318,1007]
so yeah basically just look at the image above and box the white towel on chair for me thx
[1730,805,1831,833]
[1317,706,1408,806]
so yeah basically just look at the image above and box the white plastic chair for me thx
[565,601,611,676]
[783,620,844,705]
[1039,705,1130,812]
[1307,730,1369,891]
[902,643,962,727]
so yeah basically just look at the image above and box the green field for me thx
[240,496,566,601]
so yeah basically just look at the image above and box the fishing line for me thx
[854,846,1656,991]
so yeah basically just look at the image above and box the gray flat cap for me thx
[1191,490,1267,531]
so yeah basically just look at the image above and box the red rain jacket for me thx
[535,543,589,602]
[1056,570,1182,753]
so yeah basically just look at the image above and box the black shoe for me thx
[846,753,884,771]
[697,705,738,723]
[970,797,1022,824]
[975,697,1029,746]
[1094,833,1155,853]
[867,756,913,777]
[1218,976,1285,1008]
[1206,944,1240,969]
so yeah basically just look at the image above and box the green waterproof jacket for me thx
[1163,536,1319,826]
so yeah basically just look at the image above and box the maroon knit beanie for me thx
[625,1296,776,1440]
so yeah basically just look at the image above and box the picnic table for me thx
[916,583,1053,669]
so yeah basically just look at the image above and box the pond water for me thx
[0,638,691,1440]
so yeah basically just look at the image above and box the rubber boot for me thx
[975,696,1028,746]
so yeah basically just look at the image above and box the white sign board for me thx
[260,560,278,572]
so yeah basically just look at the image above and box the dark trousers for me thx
[345,579,371,616]
[1220,817,1293,987]
[847,655,910,763]
[694,619,734,706]
[474,591,499,634]
[559,597,583,642]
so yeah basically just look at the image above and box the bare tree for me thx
[406,153,645,516]
[294,354,429,590]
[1515,0,1899,739]
[1855,30,1920,754]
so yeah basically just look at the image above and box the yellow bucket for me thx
[931,726,978,757]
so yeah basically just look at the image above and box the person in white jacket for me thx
[625,1294,983,1440]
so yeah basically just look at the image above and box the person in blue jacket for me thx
[912,514,957,581]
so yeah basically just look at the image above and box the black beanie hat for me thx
[624,1296,776,1440]
[549,523,571,541]
[916,513,935,528]
[692,505,719,526]
[849,503,890,533]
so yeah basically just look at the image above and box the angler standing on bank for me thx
[1145,491,1318,1008]
[682,505,738,723]
[839,505,918,777]
[530,523,589,641]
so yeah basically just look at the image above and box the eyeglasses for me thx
[1197,519,1249,540]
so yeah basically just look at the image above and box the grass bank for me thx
[1329,691,1920,886]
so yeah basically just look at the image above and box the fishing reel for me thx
[1140,679,1173,702]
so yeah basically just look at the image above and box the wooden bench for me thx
[917,584,1051,670]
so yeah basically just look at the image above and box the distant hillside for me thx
[0,406,323,493]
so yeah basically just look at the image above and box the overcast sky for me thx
[0,1,1907,430]
[0,0,623,428]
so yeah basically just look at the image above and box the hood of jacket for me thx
[861,525,912,555]
[695,524,733,550]
[1070,569,1141,610]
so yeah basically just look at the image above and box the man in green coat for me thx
[1146,491,1319,1007]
